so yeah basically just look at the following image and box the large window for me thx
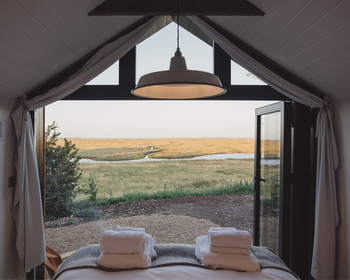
[42,17,282,259]
[136,22,214,81]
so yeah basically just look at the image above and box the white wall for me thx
[0,96,24,279]
[333,98,350,279]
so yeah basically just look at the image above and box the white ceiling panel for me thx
[0,0,142,99]
[16,0,91,57]
[273,1,349,64]
[0,72,34,91]
[297,43,350,79]
[71,0,114,43]
[309,59,350,87]
[236,0,282,42]
[260,0,341,58]
[286,21,350,72]
[0,0,349,101]
[45,0,101,52]
[0,1,77,63]
[0,57,42,84]
[248,0,310,51]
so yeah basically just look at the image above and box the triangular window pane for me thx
[231,60,266,85]
[136,22,213,82]
[86,61,119,85]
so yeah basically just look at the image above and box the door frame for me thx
[253,101,292,263]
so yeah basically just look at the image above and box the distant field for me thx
[57,138,256,161]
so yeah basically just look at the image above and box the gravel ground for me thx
[45,193,254,255]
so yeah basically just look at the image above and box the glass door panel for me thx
[259,112,281,253]
[254,101,290,258]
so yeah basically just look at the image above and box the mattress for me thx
[56,265,298,280]
[54,244,299,280]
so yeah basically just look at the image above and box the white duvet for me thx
[57,265,299,280]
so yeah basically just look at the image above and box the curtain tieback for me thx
[323,96,332,128]
[16,97,29,122]
[323,96,332,110]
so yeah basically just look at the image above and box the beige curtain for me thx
[188,15,339,280]
[11,16,161,272]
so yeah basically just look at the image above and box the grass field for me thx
[54,138,278,201]
[76,158,255,200]
[57,138,256,161]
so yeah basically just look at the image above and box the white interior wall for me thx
[333,98,350,279]
[0,96,24,279]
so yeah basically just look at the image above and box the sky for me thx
[45,22,274,139]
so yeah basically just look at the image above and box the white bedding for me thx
[56,265,299,280]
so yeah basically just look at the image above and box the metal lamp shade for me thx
[131,49,226,99]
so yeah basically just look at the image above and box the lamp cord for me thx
[177,0,180,49]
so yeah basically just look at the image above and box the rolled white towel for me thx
[116,226,145,232]
[100,230,145,254]
[208,229,251,249]
[195,236,260,272]
[195,235,208,262]
[97,252,151,269]
[145,234,157,259]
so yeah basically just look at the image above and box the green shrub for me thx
[45,122,82,218]
[77,172,99,202]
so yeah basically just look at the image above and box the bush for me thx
[45,122,82,219]
[77,172,99,202]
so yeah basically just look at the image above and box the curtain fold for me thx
[188,16,339,280]
[11,15,161,272]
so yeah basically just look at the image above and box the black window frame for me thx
[63,43,290,101]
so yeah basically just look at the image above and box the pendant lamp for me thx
[131,17,226,99]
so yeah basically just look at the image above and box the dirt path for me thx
[45,194,254,255]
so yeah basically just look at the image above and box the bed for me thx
[53,244,300,280]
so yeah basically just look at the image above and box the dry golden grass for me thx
[57,138,255,159]
[261,140,280,158]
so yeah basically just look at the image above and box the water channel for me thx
[79,153,279,165]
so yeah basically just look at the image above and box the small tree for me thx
[77,172,99,202]
[45,122,82,219]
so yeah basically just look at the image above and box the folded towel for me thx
[100,230,145,254]
[114,226,157,259]
[116,226,145,232]
[203,249,261,271]
[208,229,251,249]
[97,252,151,269]
[210,246,251,255]
[196,236,260,272]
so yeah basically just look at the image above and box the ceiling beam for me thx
[88,0,264,16]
